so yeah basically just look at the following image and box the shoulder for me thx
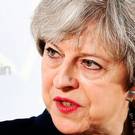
[0,109,63,135]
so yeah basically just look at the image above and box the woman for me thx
[0,0,135,135]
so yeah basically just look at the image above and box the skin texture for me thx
[41,24,129,135]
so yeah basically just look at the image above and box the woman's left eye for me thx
[81,59,102,70]
[45,47,61,58]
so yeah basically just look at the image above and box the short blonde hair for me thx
[31,0,135,86]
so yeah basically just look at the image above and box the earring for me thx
[126,90,135,102]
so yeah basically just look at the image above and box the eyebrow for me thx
[79,53,110,63]
[49,43,61,50]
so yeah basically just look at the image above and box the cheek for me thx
[82,80,126,122]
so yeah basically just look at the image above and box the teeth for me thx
[62,101,73,106]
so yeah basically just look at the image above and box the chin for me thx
[52,117,107,135]
[54,122,86,135]
[50,111,89,134]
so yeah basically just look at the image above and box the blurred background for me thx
[0,0,45,121]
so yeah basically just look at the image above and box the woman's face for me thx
[41,24,129,134]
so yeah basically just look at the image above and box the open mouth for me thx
[60,101,74,107]
[53,96,81,113]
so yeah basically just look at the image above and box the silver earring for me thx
[126,90,135,102]
[128,90,135,95]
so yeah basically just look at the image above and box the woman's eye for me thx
[45,47,60,58]
[81,59,102,70]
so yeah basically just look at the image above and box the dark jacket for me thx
[0,109,63,135]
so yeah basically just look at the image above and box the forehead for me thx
[55,23,112,61]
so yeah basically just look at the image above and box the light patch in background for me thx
[0,0,45,121]
[0,46,38,80]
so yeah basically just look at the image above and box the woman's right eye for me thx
[45,47,61,59]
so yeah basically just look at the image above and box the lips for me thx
[53,96,81,113]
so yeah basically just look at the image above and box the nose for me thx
[53,64,79,91]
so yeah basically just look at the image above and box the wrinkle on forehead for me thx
[53,22,115,62]
[61,23,101,48]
